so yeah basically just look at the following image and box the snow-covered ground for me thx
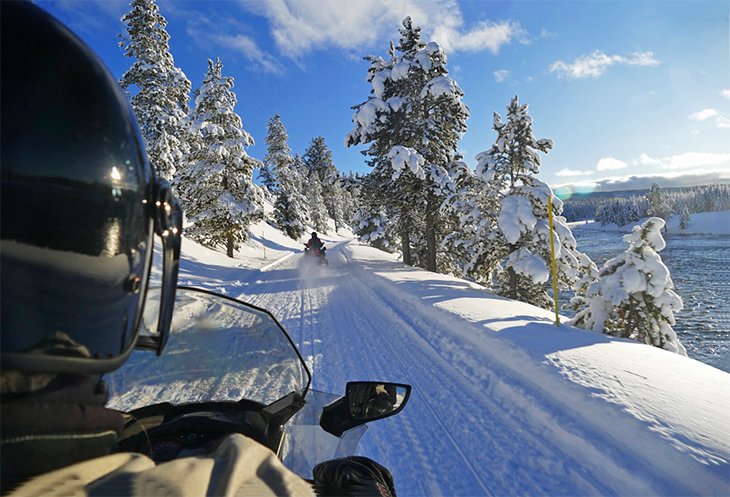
[114,213,730,496]
[570,209,730,235]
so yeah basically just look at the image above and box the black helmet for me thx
[364,393,394,418]
[312,232,318,238]
[1,2,182,375]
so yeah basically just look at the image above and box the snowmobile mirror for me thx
[346,382,410,421]
[320,381,411,437]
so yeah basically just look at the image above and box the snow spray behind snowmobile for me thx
[108,287,410,490]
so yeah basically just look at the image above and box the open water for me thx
[571,228,730,373]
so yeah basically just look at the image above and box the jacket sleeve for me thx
[10,434,315,497]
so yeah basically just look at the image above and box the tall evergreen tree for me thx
[304,136,335,182]
[445,96,590,308]
[179,58,263,257]
[351,170,398,250]
[485,97,588,307]
[441,160,496,280]
[119,0,191,181]
[679,205,691,230]
[347,17,469,271]
[570,218,687,355]
[272,148,308,240]
[327,182,347,233]
[306,172,329,233]
[339,180,358,226]
[261,114,291,195]
[304,137,347,232]
[646,183,674,232]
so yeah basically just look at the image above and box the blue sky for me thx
[38,0,730,194]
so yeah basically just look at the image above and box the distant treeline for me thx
[561,184,730,225]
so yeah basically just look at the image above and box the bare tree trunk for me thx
[508,267,518,300]
[426,230,437,272]
[227,232,234,258]
[425,195,437,272]
[401,225,412,266]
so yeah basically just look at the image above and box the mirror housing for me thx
[320,381,411,437]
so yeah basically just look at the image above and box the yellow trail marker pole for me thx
[547,195,560,327]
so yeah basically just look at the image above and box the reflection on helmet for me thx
[364,393,394,417]
[0,2,179,375]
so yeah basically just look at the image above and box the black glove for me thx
[312,456,397,497]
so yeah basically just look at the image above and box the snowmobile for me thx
[304,244,328,265]
[110,286,410,487]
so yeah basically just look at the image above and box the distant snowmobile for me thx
[304,244,328,265]
[304,232,328,265]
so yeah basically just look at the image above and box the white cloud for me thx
[239,0,524,57]
[555,168,593,177]
[688,108,730,129]
[717,116,730,128]
[242,0,398,57]
[553,169,730,193]
[689,109,719,121]
[432,17,526,54]
[549,50,660,79]
[596,157,628,171]
[493,69,510,82]
[213,34,285,75]
[539,28,555,39]
[636,152,730,170]
[721,89,730,100]
[186,16,284,75]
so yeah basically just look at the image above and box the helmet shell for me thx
[1,2,155,374]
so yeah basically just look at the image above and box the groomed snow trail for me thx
[234,241,713,496]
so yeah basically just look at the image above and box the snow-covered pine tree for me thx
[679,205,690,230]
[646,183,674,225]
[441,160,492,279]
[352,207,391,250]
[570,218,687,355]
[346,17,469,271]
[339,172,360,221]
[304,136,333,181]
[261,114,291,195]
[273,154,308,240]
[494,183,584,308]
[303,137,347,232]
[347,170,394,249]
[306,172,329,234]
[181,58,263,257]
[327,182,347,234]
[119,0,191,181]
[566,252,599,314]
[470,96,589,308]
[291,154,308,188]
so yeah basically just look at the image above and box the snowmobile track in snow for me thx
[236,241,704,496]
[335,247,668,496]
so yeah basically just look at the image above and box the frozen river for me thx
[571,228,730,373]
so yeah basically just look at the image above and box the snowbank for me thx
[341,242,729,491]
[570,209,730,235]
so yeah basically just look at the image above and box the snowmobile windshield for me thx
[106,286,311,412]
